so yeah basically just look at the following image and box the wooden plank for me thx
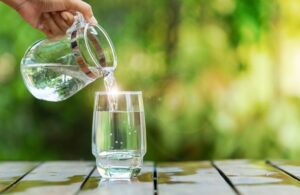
[214,160,300,195]
[0,162,39,192]
[2,161,94,195]
[157,161,235,195]
[78,162,154,195]
[268,160,300,180]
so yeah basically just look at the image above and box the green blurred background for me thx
[1,0,300,161]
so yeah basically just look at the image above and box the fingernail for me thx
[61,12,68,21]
[90,16,98,24]
[38,24,44,30]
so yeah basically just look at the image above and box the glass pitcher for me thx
[20,13,117,102]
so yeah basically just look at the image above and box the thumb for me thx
[66,0,95,23]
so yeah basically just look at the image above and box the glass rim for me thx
[95,91,142,95]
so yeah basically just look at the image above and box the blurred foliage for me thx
[1,0,300,161]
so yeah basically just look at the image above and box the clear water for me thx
[93,111,146,179]
[103,72,119,111]
[96,151,142,179]
[104,71,118,92]
[21,63,97,101]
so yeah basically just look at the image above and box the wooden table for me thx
[1,160,300,194]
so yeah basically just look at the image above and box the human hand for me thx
[1,0,96,37]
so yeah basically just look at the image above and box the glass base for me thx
[97,166,141,179]
[95,150,143,179]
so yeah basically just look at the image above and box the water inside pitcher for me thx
[20,13,117,102]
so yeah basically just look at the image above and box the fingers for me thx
[38,23,54,38]
[37,11,75,38]
[42,13,64,36]
[66,0,95,23]
[60,11,75,26]
[50,12,69,32]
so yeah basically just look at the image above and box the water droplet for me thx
[120,141,123,144]
[128,132,131,135]
[110,133,113,136]
[115,141,118,144]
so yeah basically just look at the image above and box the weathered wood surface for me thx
[78,162,154,195]
[214,160,300,195]
[2,161,94,195]
[268,160,300,180]
[157,161,235,195]
[0,162,39,192]
[2,160,300,194]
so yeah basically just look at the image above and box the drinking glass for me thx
[92,91,147,179]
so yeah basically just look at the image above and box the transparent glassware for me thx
[20,13,117,102]
[92,91,147,179]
